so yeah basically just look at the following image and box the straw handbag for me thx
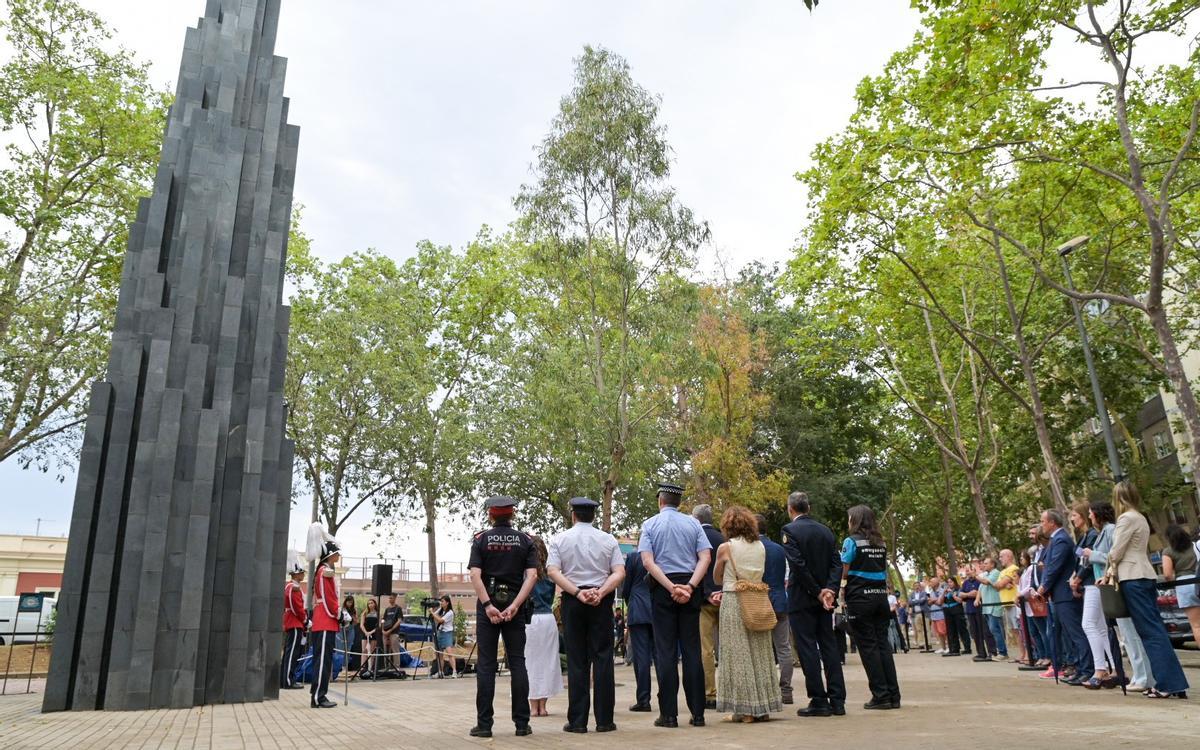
[727,549,777,632]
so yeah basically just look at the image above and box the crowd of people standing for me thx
[903,481,1195,700]
[282,478,1196,731]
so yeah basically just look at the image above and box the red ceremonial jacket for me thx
[283,580,306,630]
[311,563,340,632]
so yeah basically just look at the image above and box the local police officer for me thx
[280,561,308,689]
[469,496,539,739]
[840,504,900,709]
[638,482,712,728]
[547,497,625,734]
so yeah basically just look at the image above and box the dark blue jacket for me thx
[781,515,841,611]
[700,524,726,599]
[1074,528,1098,587]
[1040,528,1076,604]
[760,534,788,613]
[621,550,653,626]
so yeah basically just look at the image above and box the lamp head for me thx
[1057,235,1091,257]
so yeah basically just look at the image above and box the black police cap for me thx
[486,495,518,509]
[569,497,599,508]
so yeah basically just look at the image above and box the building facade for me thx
[0,535,67,597]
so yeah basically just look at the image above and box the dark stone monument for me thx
[43,0,298,711]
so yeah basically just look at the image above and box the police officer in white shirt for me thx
[547,497,626,734]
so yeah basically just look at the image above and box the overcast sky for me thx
[0,0,923,561]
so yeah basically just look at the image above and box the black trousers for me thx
[628,623,655,706]
[789,603,846,708]
[475,603,531,730]
[310,630,335,702]
[650,573,704,720]
[846,598,901,705]
[561,592,616,727]
[892,613,908,651]
[966,610,990,656]
[281,628,304,688]
[945,607,970,654]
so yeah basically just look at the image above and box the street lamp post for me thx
[1058,235,1124,482]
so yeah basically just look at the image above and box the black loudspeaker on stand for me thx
[372,564,394,596]
[366,564,395,679]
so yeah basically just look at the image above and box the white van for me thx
[0,594,56,645]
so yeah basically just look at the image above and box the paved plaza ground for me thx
[2,649,1198,749]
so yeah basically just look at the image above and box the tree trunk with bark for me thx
[989,225,1068,513]
[424,491,440,597]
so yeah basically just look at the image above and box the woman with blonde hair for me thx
[713,505,782,722]
[359,597,380,679]
[1103,481,1188,699]
[524,535,563,716]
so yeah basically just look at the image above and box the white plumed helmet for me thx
[305,522,340,563]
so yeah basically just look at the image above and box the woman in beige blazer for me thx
[1104,481,1188,698]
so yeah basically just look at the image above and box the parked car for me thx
[397,614,434,642]
[1157,581,1195,647]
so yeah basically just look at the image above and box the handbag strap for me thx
[1101,558,1120,587]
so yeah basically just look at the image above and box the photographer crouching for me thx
[429,595,456,677]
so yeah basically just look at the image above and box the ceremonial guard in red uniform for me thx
[280,561,308,689]
[307,523,341,708]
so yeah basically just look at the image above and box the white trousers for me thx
[1081,586,1114,674]
[1116,616,1154,688]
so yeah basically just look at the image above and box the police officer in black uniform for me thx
[840,504,901,710]
[469,496,539,738]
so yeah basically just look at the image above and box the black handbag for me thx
[1097,566,1128,620]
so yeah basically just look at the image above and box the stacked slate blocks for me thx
[43,0,298,712]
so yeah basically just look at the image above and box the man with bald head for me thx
[996,549,1021,659]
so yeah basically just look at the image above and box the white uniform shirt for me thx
[547,522,624,588]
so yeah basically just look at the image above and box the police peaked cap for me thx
[656,482,685,497]
[569,497,599,508]
[486,495,518,509]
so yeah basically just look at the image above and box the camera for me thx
[421,597,439,610]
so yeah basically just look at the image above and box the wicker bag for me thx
[728,551,777,632]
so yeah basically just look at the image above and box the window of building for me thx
[1169,498,1188,525]
[1153,431,1175,460]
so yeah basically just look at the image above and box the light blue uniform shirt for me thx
[637,507,712,575]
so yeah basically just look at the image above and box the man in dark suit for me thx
[621,548,656,712]
[756,514,793,704]
[692,504,725,709]
[781,491,846,716]
[1036,508,1092,683]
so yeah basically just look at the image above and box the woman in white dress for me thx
[525,536,563,716]
[713,506,783,722]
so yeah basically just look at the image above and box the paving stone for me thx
[13,656,1200,749]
